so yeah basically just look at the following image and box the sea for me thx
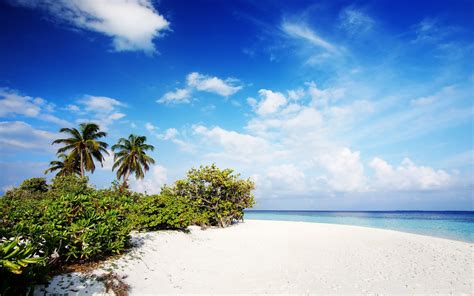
[244,210,474,243]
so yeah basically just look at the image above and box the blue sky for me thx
[0,0,473,210]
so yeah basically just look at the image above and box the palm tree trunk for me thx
[123,169,131,187]
[80,151,84,177]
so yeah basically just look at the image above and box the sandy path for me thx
[39,220,473,295]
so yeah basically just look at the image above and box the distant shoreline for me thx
[244,210,474,243]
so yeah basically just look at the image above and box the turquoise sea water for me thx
[244,211,474,243]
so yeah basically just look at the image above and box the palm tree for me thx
[112,134,155,186]
[52,123,109,177]
[44,153,81,176]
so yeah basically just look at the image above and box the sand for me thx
[37,220,473,295]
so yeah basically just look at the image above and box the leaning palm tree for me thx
[112,134,155,186]
[52,123,109,177]
[44,153,81,176]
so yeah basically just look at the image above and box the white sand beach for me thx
[39,220,473,295]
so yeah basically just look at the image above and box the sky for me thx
[0,0,473,210]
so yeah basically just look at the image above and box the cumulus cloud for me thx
[0,89,70,126]
[157,88,191,104]
[186,72,242,97]
[193,125,272,159]
[318,148,368,192]
[251,89,287,116]
[369,157,452,190]
[158,72,243,104]
[189,81,458,198]
[79,95,124,113]
[264,164,307,193]
[130,164,168,194]
[74,95,126,129]
[12,0,170,53]
[0,121,57,152]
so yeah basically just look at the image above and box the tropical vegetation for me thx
[0,122,255,295]
[112,134,155,188]
[52,123,109,177]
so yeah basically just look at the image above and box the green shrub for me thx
[0,177,136,292]
[162,164,255,227]
[134,194,194,231]
[1,182,134,263]
[47,174,93,199]
[2,177,49,201]
[19,178,48,193]
[0,237,46,295]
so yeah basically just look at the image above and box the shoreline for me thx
[245,217,474,244]
[38,220,473,295]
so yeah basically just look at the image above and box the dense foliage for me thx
[0,237,45,295]
[133,194,194,230]
[163,164,256,227]
[18,178,49,193]
[0,164,255,294]
[0,176,134,294]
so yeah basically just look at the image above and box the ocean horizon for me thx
[245,210,474,243]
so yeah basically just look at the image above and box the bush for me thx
[0,165,256,292]
[0,237,45,295]
[162,164,255,227]
[47,174,93,199]
[0,177,136,292]
[133,194,194,231]
[2,177,49,201]
[19,178,48,193]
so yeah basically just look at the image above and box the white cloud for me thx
[13,0,170,53]
[130,164,168,194]
[100,150,114,170]
[264,164,307,193]
[158,88,191,104]
[409,86,454,107]
[369,157,452,190]
[65,104,80,112]
[0,89,70,126]
[287,88,305,101]
[158,72,243,104]
[253,89,287,116]
[0,121,57,151]
[190,82,440,198]
[145,122,157,132]
[75,95,126,129]
[307,82,345,108]
[163,128,178,140]
[145,123,193,152]
[194,125,271,158]
[79,95,124,113]
[186,72,242,97]
[339,7,374,34]
[318,148,368,192]
[412,18,442,43]
[281,20,337,52]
